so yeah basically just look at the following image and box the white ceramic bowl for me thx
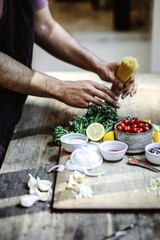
[99,140,128,162]
[145,142,160,165]
[60,133,88,152]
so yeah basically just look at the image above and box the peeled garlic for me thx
[28,174,37,189]
[35,188,50,201]
[66,174,78,189]
[73,170,85,183]
[20,195,40,207]
[37,176,52,192]
[72,184,93,199]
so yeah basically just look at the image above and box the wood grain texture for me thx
[0,72,160,240]
[53,148,160,210]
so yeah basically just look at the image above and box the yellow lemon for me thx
[86,123,105,141]
[154,132,160,143]
[143,120,151,123]
[103,130,115,142]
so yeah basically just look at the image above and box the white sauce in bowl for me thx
[65,138,86,144]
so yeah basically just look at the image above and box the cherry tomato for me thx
[117,125,123,131]
[144,126,150,132]
[129,119,135,125]
[135,129,141,133]
[139,128,143,132]
[122,119,130,125]
[135,118,141,124]
[127,126,131,132]
[137,123,143,128]
[143,123,150,128]
[118,122,125,128]
[123,126,129,132]
[131,124,137,128]
[131,127,137,133]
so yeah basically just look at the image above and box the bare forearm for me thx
[35,8,103,73]
[0,52,62,98]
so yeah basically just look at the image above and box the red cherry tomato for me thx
[118,122,125,128]
[127,126,131,132]
[137,123,143,128]
[131,124,137,128]
[139,127,143,132]
[131,127,137,133]
[143,123,150,128]
[117,125,123,131]
[129,119,135,125]
[123,126,129,132]
[135,118,141,124]
[122,119,130,125]
[144,126,150,132]
[135,129,141,133]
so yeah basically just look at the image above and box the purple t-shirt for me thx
[0,0,48,19]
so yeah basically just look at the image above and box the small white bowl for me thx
[99,140,128,162]
[60,133,88,153]
[145,143,160,165]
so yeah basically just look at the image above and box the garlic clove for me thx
[20,195,40,207]
[66,174,78,189]
[37,177,52,192]
[34,188,50,201]
[28,174,37,189]
[29,187,38,195]
[73,170,85,183]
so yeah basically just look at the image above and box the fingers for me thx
[121,81,137,99]
[62,80,121,109]
[88,81,120,108]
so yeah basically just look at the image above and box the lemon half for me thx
[86,123,105,142]
[103,130,115,142]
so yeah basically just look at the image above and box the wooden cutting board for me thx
[53,147,160,210]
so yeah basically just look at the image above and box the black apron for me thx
[0,0,35,163]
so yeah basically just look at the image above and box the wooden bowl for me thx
[114,122,153,154]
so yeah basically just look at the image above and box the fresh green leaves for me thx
[69,115,89,134]
[53,103,119,145]
[53,126,73,146]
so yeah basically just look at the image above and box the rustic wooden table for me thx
[0,72,160,240]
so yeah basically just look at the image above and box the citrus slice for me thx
[152,124,160,132]
[154,132,160,143]
[86,123,105,142]
[143,119,151,123]
[103,130,115,142]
